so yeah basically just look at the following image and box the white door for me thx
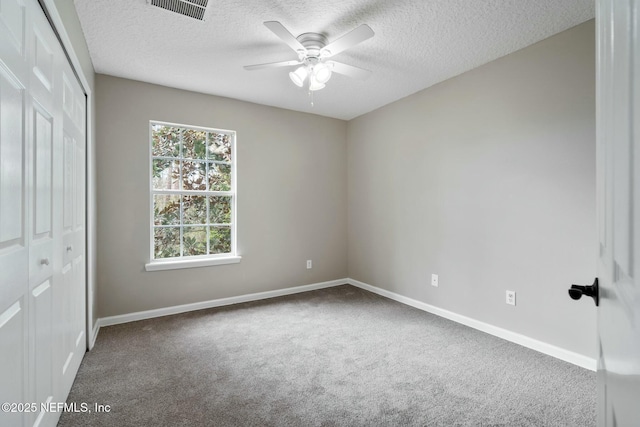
[596,0,640,426]
[29,4,62,426]
[59,52,86,398]
[0,1,31,426]
[0,1,87,426]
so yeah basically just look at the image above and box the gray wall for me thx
[93,21,596,358]
[347,21,597,357]
[95,75,348,317]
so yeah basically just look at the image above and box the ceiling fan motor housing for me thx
[297,33,330,60]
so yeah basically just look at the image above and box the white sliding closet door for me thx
[0,0,30,426]
[0,1,86,426]
[59,38,86,399]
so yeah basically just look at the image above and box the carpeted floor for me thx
[58,285,596,427]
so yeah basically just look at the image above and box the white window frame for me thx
[145,120,241,271]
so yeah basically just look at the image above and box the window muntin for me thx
[150,121,236,261]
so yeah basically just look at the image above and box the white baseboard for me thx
[96,278,348,329]
[93,276,596,371]
[347,278,597,371]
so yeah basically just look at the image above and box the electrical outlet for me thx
[306,260,312,269]
[506,290,516,306]
[431,274,439,287]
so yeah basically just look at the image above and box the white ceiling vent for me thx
[150,0,209,21]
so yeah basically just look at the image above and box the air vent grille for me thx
[150,0,209,21]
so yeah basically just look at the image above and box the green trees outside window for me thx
[151,122,236,260]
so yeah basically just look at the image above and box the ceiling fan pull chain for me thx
[309,89,314,107]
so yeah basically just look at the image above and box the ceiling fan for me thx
[244,21,374,92]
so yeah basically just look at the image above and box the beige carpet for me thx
[59,285,596,426]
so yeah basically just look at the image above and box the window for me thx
[146,121,240,271]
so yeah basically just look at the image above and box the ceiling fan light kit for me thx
[313,62,333,84]
[289,66,307,87]
[244,21,374,95]
[289,62,333,90]
[308,78,325,92]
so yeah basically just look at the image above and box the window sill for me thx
[145,256,242,272]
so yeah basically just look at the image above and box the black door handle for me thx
[568,278,599,306]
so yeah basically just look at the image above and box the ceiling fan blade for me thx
[329,61,371,80]
[264,21,306,53]
[321,24,374,57]
[243,60,302,71]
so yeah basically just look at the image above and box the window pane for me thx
[207,132,231,162]
[151,122,236,262]
[154,194,180,225]
[154,227,180,259]
[183,195,206,225]
[209,226,231,254]
[152,159,180,190]
[183,226,207,256]
[209,196,232,224]
[152,125,181,157]
[182,161,206,191]
[208,163,231,191]
[183,129,207,160]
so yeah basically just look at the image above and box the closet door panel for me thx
[0,69,24,244]
[0,6,29,426]
[29,104,54,287]
[62,132,75,266]
[28,25,61,412]
[30,25,54,108]
[0,0,27,79]
[30,279,54,427]
[59,62,85,396]
[0,65,28,309]
[33,106,52,235]
[0,300,27,427]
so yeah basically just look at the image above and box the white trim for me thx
[39,0,97,351]
[347,278,597,371]
[39,0,91,92]
[145,255,242,271]
[90,321,100,349]
[97,278,347,327]
[149,121,238,263]
[93,276,596,371]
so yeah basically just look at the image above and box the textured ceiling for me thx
[74,0,594,120]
